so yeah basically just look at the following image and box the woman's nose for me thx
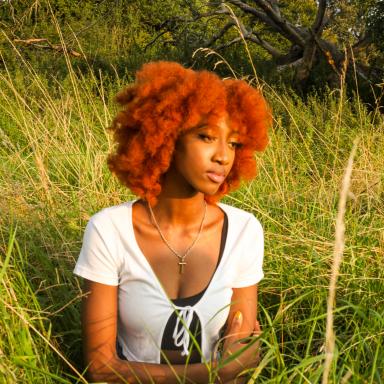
[212,140,231,165]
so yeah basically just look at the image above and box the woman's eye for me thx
[229,141,243,149]
[198,133,214,142]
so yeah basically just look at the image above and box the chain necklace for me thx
[147,200,207,274]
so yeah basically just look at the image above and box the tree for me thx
[366,0,384,52]
[154,0,383,96]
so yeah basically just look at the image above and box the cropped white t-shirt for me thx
[73,201,264,363]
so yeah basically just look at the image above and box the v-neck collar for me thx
[125,200,229,306]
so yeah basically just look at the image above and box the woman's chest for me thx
[140,247,221,298]
[134,222,225,300]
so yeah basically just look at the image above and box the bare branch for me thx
[226,0,280,30]
[202,5,285,60]
[143,30,170,51]
[223,5,286,58]
[13,38,83,58]
[251,0,306,46]
[203,20,237,47]
[268,0,281,16]
[312,0,327,35]
[146,8,231,51]
[215,36,243,50]
[276,57,304,72]
[157,8,230,30]
[248,32,285,58]
[274,45,303,66]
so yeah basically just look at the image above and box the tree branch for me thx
[268,0,281,17]
[215,36,243,50]
[276,57,304,72]
[248,32,285,58]
[226,0,283,31]
[312,0,327,35]
[13,38,83,58]
[157,8,230,30]
[203,20,237,47]
[251,0,306,46]
[274,45,303,66]
[223,5,286,58]
[200,5,285,60]
[145,8,230,50]
[143,30,170,51]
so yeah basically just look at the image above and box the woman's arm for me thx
[218,285,260,383]
[81,279,214,384]
[226,285,258,340]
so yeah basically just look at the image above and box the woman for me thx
[74,61,270,383]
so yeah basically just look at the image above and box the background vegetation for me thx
[0,1,383,383]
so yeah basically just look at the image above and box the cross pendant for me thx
[178,260,187,274]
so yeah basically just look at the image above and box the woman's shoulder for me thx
[86,200,135,228]
[218,202,262,229]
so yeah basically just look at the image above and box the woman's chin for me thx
[200,185,222,196]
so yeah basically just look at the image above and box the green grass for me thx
[1,41,383,383]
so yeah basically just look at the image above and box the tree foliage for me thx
[0,0,190,78]
[366,0,384,52]
[1,0,383,103]
[149,0,383,101]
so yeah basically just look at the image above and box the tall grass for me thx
[1,34,383,384]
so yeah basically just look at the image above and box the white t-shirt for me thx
[73,201,264,363]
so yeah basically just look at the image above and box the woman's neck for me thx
[147,194,207,228]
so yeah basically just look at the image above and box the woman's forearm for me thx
[88,356,217,384]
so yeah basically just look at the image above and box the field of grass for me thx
[0,42,383,383]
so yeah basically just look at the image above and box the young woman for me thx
[74,61,270,383]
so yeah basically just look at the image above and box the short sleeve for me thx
[73,216,119,286]
[232,216,264,288]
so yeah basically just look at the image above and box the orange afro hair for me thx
[107,61,271,204]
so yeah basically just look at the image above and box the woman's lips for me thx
[207,172,225,183]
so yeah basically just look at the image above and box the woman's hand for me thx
[216,311,261,383]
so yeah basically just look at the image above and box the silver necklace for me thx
[147,201,207,274]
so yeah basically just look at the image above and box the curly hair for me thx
[107,61,271,205]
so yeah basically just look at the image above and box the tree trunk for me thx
[294,37,318,87]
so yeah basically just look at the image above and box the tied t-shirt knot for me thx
[172,306,195,356]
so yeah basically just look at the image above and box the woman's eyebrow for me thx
[192,124,239,135]
[194,124,211,130]
[189,124,206,131]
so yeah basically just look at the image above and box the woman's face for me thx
[168,116,241,196]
